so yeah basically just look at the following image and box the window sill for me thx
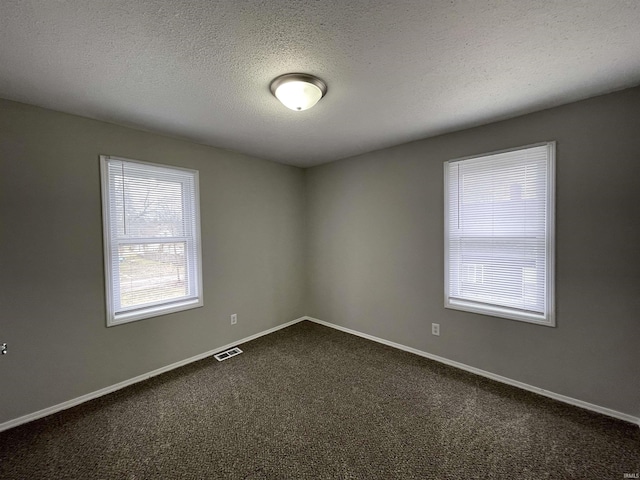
[445,298,555,327]
[107,298,203,327]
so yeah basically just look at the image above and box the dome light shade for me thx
[270,74,327,111]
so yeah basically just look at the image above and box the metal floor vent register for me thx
[214,347,243,361]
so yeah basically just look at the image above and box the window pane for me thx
[118,242,188,309]
[451,238,546,312]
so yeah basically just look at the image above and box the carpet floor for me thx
[1,320,638,479]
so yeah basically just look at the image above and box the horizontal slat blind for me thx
[445,144,554,323]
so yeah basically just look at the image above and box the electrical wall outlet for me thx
[1,343,6,355]
[230,314,237,325]
[431,323,440,336]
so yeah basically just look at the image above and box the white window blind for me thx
[100,156,202,326]
[444,143,555,326]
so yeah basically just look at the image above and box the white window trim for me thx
[100,155,203,327]
[443,142,556,327]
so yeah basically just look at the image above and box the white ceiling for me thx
[1,1,639,167]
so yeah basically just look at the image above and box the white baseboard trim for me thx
[0,316,307,433]
[303,316,640,427]
[3,315,637,432]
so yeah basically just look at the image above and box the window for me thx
[100,156,203,326]
[444,143,555,326]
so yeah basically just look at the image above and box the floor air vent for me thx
[214,347,243,361]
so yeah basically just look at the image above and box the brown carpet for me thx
[1,321,638,479]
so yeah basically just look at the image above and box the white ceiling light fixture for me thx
[270,73,327,111]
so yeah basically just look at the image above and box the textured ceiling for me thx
[1,1,640,167]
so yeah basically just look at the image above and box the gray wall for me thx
[2,87,639,426]
[306,87,640,418]
[0,99,306,424]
